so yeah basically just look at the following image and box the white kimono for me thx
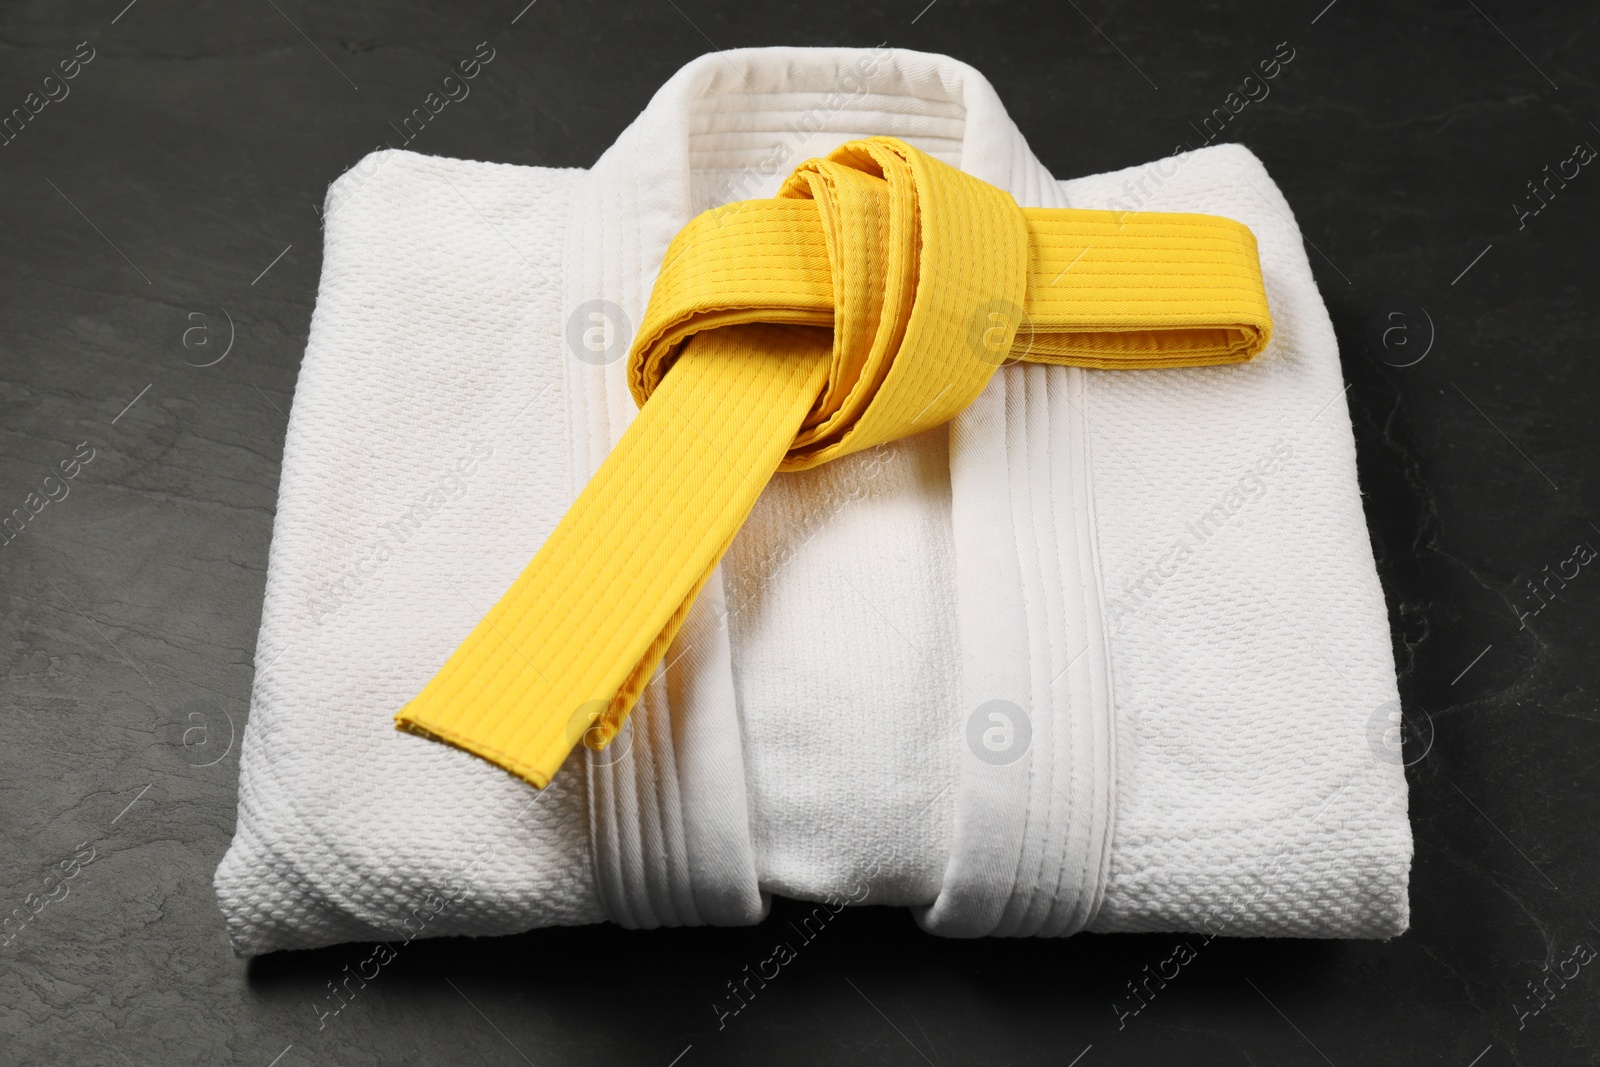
[214,45,1411,956]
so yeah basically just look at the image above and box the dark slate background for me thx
[1,1,1595,1064]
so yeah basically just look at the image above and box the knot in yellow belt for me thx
[396,137,1273,789]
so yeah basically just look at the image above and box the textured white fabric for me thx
[215,46,1411,956]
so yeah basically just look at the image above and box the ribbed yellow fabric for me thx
[396,137,1273,788]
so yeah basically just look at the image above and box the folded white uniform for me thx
[215,46,1411,955]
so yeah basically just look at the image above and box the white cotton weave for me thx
[214,46,1410,956]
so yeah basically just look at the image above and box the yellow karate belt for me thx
[396,136,1272,788]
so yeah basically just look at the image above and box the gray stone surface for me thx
[1,1,1596,1064]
